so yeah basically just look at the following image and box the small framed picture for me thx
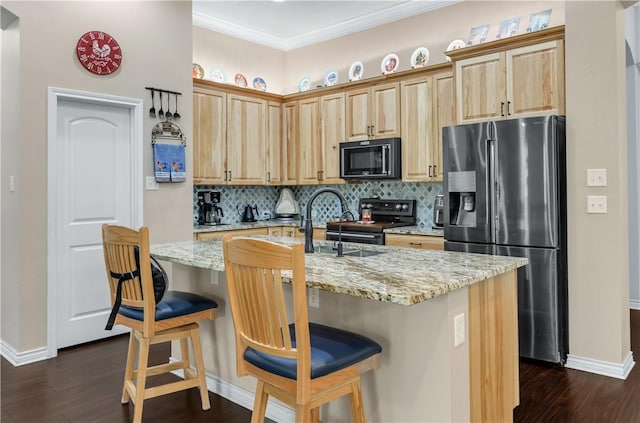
[526,9,552,32]
[496,17,521,39]
[467,24,489,46]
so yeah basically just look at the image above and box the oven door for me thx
[326,230,384,245]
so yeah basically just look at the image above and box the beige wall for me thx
[565,1,630,363]
[0,1,193,352]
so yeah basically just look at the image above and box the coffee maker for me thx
[433,194,444,228]
[197,191,223,225]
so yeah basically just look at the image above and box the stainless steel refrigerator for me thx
[443,115,567,364]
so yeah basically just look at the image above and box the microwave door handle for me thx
[382,145,389,175]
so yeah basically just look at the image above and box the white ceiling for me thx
[193,0,458,51]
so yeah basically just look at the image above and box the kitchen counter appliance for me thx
[326,198,416,245]
[443,115,567,365]
[197,191,224,225]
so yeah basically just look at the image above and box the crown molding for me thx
[193,1,458,51]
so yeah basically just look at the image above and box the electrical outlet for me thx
[210,271,219,286]
[308,288,319,308]
[9,175,15,192]
[146,176,160,191]
[454,313,465,347]
[587,168,607,187]
[587,196,607,214]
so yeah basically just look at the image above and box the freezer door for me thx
[444,240,495,255]
[494,116,563,248]
[497,245,567,364]
[443,122,493,244]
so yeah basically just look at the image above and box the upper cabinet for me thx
[266,101,283,185]
[193,88,226,185]
[282,101,298,185]
[319,92,345,184]
[345,82,400,141]
[297,97,322,185]
[451,28,565,124]
[226,94,267,185]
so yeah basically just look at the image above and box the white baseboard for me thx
[630,299,640,310]
[0,341,48,367]
[172,367,295,423]
[565,351,635,380]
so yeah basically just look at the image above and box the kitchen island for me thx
[151,238,527,422]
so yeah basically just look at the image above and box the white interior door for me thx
[55,97,138,348]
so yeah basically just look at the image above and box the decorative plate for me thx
[234,73,248,87]
[381,53,399,75]
[410,47,430,69]
[349,62,364,81]
[445,40,466,62]
[210,67,226,83]
[298,76,311,92]
[324,70,338,87]
[253,77,267,91]
[192,63,204,79]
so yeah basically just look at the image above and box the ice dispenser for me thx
[447,171,476,227]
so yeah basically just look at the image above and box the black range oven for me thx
[326,198,416,245]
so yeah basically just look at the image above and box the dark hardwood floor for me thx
[2,311,640,422]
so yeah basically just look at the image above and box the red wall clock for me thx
[76,31,122,75]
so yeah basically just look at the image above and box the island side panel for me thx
[468,269,519,423]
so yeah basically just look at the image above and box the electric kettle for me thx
[238,204,258,222]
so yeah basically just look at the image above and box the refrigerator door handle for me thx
[488,139,497,244]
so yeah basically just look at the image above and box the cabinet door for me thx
[226,94,266,185]
[282,101,298,185]
[401,77,433,182]
[266,101,282,185]
[456,52,506,123]
[385,234,444,250]
[267,226,283,237]
[195,227,269,241]
[345,87,370,141]
[193,90,226,185]
[507,40,564,117]
[432,71,455,181]
[298,97,322,185]
[320,93,345,184]
[371,82,401,139]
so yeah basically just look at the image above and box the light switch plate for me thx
[587,169,607,187]
[454,313,465,347]
[146,176,160,191]
[308,288,319,308]
[587,196,607,214]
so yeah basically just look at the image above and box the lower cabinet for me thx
[295,227,326,240]
[194,227,269,241]
[268,226,297,238]
[385,233,444,250]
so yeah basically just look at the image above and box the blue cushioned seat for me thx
[119,291,218,322]
[244,322,382,380]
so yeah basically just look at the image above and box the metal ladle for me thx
[173,94,181,120]
[158,91,164,120]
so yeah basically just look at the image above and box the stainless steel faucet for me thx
[300,188,352,254]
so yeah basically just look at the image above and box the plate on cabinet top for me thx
[298,76,311,92]
[253,77,267,91]
[210,67,226,83]
[324,70,338,86]
[410,47,430,68]
[192,63,204,79]
[381,53,399,75]
[234,73,248,87]
[445,39,466,61]
[349,61,364,81]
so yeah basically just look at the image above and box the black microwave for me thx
[340,138,401,180]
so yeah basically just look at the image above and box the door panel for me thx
[494,116,559,248]
[226,94,266,185]
[57,99,132,348]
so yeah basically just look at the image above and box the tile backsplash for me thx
[194,181,443,227]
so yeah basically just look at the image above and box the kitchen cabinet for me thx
[226,94,267,184]
[194,227,269,241]
[297,94,345,185]
[295,227,326,240]
[401,71,454,182]
[267,226,297,238]
[455,40,564,123]
[385,233,444,250]
[193,88,226,185]
[282,101,298,185]
[345,82,400,141]
[266,101,282,185]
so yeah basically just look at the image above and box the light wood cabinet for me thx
[455,40,564,123]
[401,70,454,182]
[282,101,298,185]
[226,94,267,185]
[266,101,282,185]
[193,88,226,185]
[385,233,444,250]
[268,226,297,238]
[345,82,400,141]
[194,227,269,241]
[297,94,345,185]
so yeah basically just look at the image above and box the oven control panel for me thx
[359,198,416,219]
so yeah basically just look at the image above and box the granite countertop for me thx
[383,225,444,237]
[151,238,526,306]
[193,220,325,233]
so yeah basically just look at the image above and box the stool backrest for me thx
[223,236,311,383]
[102,224,156,336]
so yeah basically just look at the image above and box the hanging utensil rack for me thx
[151,121,186,146]
[145,87,182,97]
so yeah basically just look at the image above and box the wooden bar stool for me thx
[102,224,217,423]
[223,236,382,423]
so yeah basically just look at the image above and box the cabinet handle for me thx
[428,165,432,178]
[507,101,512,116]
[370,125,375,137]
[500,101,505,117]
[409,242,423,247]
[267,171,271,181]
[317,171,321,181]
[224,170,228,182]
[433,165,437,176]
[228,170,232,181]
[320,171,324,181]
